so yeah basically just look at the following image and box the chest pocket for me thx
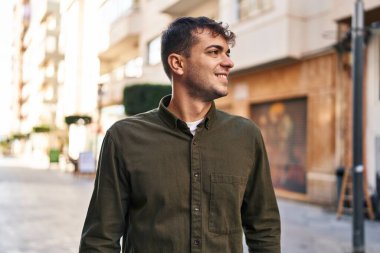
[209,173,247,234]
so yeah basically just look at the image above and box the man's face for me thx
[181,29,234,102]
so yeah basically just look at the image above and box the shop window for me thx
[239,0,273,20]
[147,36,161,65]
[251,98,307,194]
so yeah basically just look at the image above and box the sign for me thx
[78,151,96,173]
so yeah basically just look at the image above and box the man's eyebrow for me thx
[205,45,230,54]
[205,45,224,51]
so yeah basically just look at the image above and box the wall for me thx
[217,53,339,204]
[365,33,380,193]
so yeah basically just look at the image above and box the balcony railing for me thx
[162,0,205,16]
[99,0,137,27]
[33,0,60,24]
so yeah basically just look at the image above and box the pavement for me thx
[0,157,379,253]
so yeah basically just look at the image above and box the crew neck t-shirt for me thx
[186,118,204,136]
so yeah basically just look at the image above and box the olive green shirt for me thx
[80,95,281,253]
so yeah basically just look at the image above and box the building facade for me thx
[19,0,63,132]
[91,0,380,205]
[121,0,380,205]
[213,0,380,204]
[10,0,380,205]
[10,0,64,160]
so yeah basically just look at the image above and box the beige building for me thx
[216,0,380,205]
[11,0,32,135]
[59,0,99,119]
[10,0,63,162]
[9,0,380,205]
[95,0,380,205]
[19,0,63,133]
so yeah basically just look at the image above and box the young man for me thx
[80,17,281,253]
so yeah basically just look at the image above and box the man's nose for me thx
[221,55,234,69]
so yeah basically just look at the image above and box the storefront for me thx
[251,98,307,194]
[217,52,343,205]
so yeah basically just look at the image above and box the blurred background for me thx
[0,0,380,252]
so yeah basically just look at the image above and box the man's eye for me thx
[208,50,219,55]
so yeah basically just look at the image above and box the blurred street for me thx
[1,1,380,252]
[0,157,379,253]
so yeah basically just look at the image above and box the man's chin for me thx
[212,89,228,100]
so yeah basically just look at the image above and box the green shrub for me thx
[64,115,92,125]
[123,83,171,116]
[32,125,51,133]
[11,133,29,139]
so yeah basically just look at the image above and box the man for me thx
[80,16,281,253]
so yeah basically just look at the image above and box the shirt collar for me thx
[158,95,216,130]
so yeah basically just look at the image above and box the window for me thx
[239,0,273,20]
[58,33,65,54]
[113,65,125,81]
[44,85,54,101]
[125,57,143,78]
[46,15,57,30]
[148,36,161,65]
[45,62,55,78]
[57,61,64,83]
[46,36,56,53]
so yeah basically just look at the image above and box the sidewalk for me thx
[0,158,379,253]
[0,155,50,170]
[279,199,380,253]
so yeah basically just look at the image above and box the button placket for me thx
[190,137,202,252]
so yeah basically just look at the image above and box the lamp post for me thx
[351,0,365,252]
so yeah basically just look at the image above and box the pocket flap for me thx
[211,174,247,185]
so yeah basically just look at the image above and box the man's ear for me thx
[168,53,184,76]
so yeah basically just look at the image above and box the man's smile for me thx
[215,73,229,82]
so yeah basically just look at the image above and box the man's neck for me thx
[167,94,212,123]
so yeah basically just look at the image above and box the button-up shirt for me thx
[79,95,281,253]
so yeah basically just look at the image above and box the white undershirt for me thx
[186,118,204,136]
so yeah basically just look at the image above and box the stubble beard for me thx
[184,70,228,102]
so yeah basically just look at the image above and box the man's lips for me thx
[215,73,228,81]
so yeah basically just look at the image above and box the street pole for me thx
[351,0,365,252]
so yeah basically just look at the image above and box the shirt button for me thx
[194,206,200,212]
[194,173,200,178]
[194,239,200,246]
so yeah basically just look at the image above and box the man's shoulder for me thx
[107,108,160,135]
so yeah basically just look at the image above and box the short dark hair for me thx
[161,16,236,79]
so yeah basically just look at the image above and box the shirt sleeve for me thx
[79,131,130,253]
[241,129,281,253]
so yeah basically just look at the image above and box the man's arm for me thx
[79,131,130,253]
[241,130,281,253]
